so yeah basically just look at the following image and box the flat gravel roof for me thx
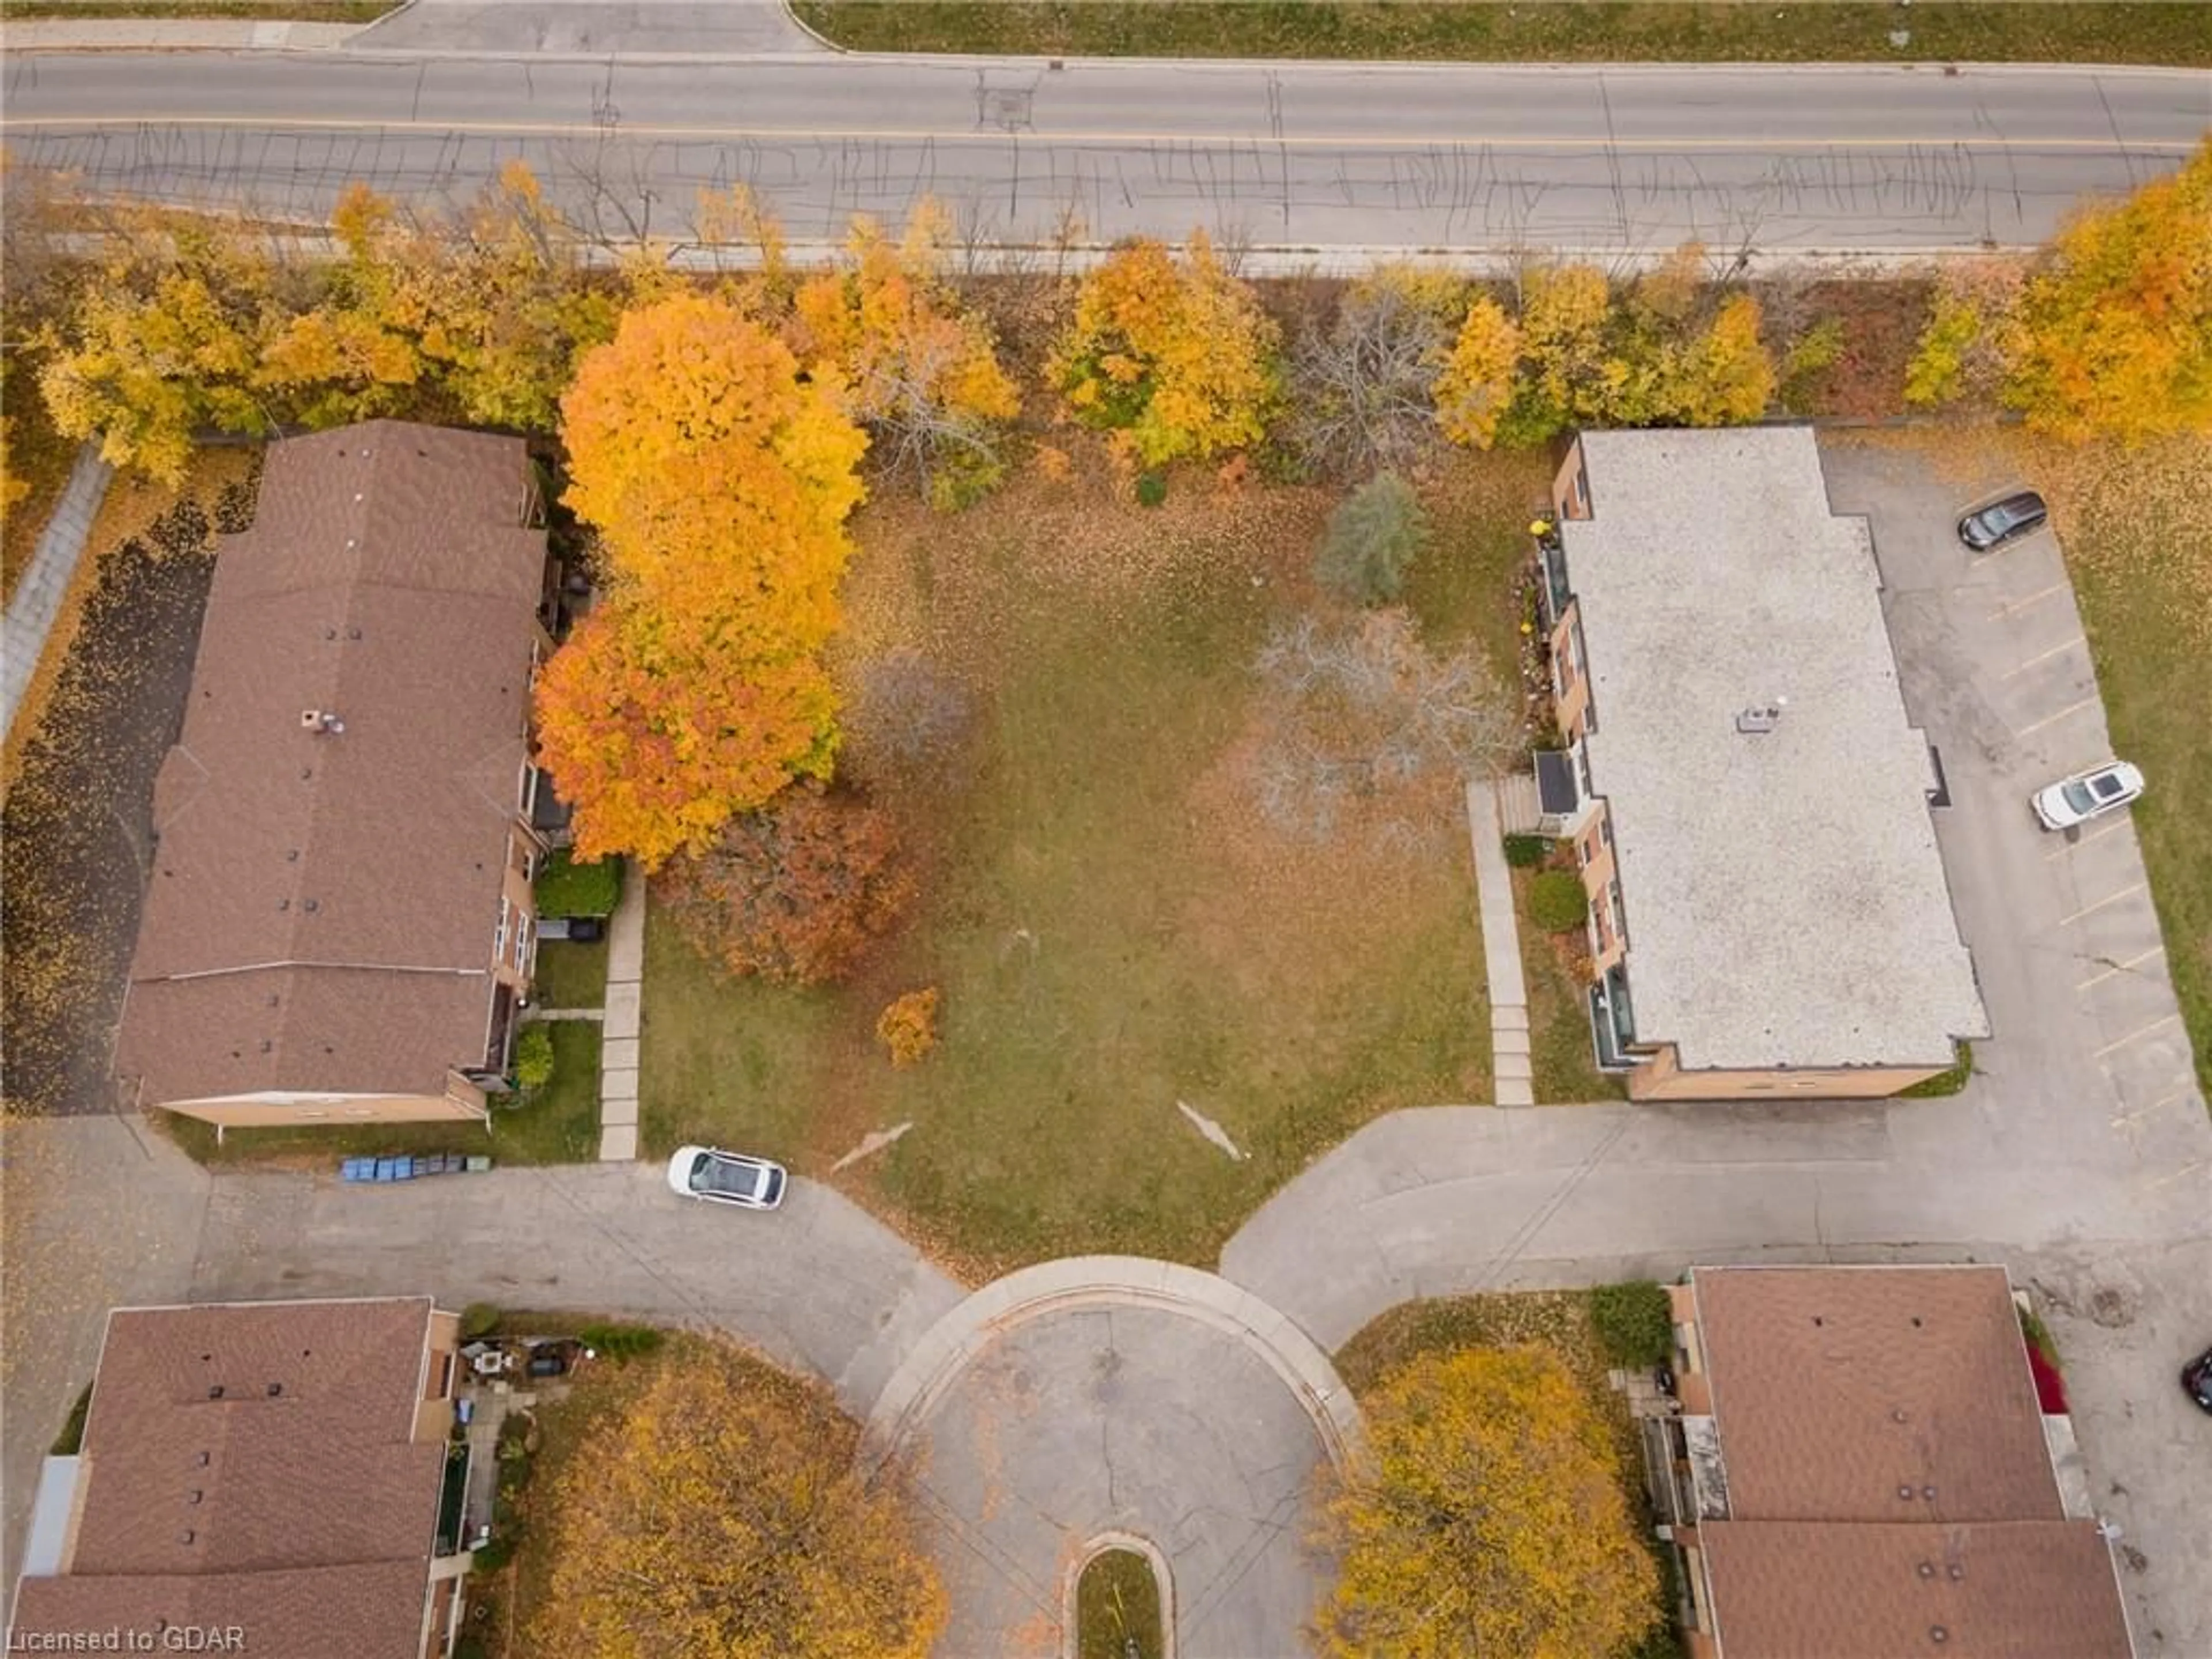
[1565,427,1986,1074]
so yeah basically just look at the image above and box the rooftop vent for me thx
[1735,696,1789,734]
[207,1386,224,1400]
[301,710,345,735]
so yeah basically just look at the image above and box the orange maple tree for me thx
[2003,137,2212,441]
[535,293,869,866]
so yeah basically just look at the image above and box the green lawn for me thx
[1077,1548,1165,1659]
[168,1021,603,1167]
[793,2,2211,67]
[642,478,1494,1274]
[1513,866,1627,1103]
[2058,448,2211,1101]
[530,938,609,1010]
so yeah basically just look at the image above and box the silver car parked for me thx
[666,1145,787,1210]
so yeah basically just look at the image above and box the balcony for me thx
[1590,963,1638,1072]
[1537,536,1571,628]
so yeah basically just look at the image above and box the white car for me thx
[2031,760,2144,831]
[666,1145,787,1210]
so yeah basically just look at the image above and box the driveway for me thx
[188,1160,961,1413]
[1,1139,959,1585]
[346,0,824,54]
[1224,435,2212,1653]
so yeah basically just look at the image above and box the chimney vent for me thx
[1735,696,1789,734]
[300,710,345,734]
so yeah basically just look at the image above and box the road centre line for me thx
[2015,695,2099,736]
[2055,881,2146,927]
[2046,819,2130,859]
[2093,1012,2181,1058]
[1990,581,2070,620]
[0,113,2202,150]
[1999,635,2085,679]
[2077,945,2166,991]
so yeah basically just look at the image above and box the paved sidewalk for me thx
[1465,778,1533,1105]
[0,18,360,49]
[596,874,645,1161]
[2,447,111,741]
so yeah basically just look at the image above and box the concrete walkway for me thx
[596,874,645,1161]
[2,447,111,741]
[1465,778,1533,1105]
[0,17,361,50]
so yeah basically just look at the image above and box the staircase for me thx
[1495,768,1543,835]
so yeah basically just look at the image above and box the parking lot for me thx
[1821,437,2210,1652]
[1821,438,2202,1179]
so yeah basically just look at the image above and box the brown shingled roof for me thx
[12,1299,448,1659]
[9,1562,431,1659]
[1693,1266,2061,1523]
[116,422,547,1105]
[1700,1520,2133,1659]
[73,1300,442,1577]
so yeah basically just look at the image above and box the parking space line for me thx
[2147,1158,2207,1190]
[2113,1089,2191,1129]
[2046,820,2130,859]
[2014,696,2099,736]
[2093,1012,2181,1058]
[1999,635,2085,679]
[1989,582,2069,620]
[2055,881,2146,927]
[2077,945,2167,990]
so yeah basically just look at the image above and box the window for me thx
[493,896,510,964]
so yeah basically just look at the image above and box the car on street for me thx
[2031,760,2145,831]
[666,1145,787,1210]
[2184,1347,2212,1414]
[1957,489,2049,552]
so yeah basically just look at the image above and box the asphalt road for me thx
[3,51,2206,257]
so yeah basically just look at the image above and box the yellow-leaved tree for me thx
[1052,233,1281,467]
[1434,294,1523,449]
[791,200,1020,509]
[1321,1346,1659,1659]
[528,1338,945,1659]
[406,161,623,431]
[536,293,869,866]
[255,184,426,427]
[35,215,275,484]
[2002,137,2212,441]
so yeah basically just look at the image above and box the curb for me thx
[861,1255,1371,1483]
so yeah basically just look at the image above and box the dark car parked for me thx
[2184,1347,2212,1414]
[1958,490,2049,552]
